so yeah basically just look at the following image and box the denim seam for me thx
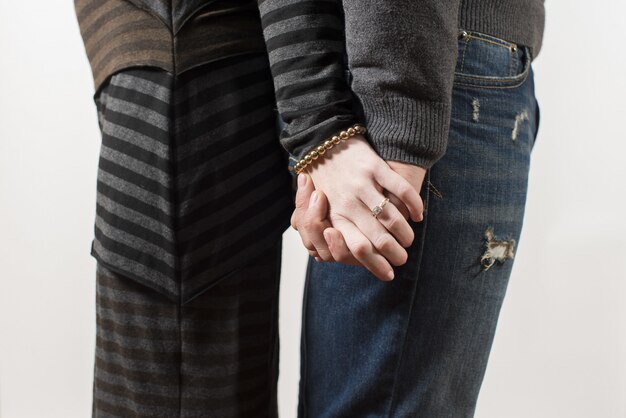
[385,169,431,417]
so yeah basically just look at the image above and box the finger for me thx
[347,196,408,266]
[387,193,410,221]
[292,173,318,252]
[373,164,424,222]
[291,173,315,231]
[323,228,360,266]
[332,217,395,281]
[362,189,414,248]
[302,190,334,261]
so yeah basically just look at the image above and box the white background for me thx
[1,0,625,417]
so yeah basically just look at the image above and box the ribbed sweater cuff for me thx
[358,95,451,169]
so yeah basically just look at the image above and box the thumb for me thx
[308,188,329,224]
[291,173,315,230]
[294,173,315,209]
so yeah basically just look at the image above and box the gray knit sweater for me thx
[258,0,545,170]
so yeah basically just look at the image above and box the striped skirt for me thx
[93,241,282,417]
[90,53,293,416]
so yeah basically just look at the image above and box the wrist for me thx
[292,124,367,175]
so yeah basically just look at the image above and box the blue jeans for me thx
[291,30,540,417]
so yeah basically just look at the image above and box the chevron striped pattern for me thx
[90,52,293,303]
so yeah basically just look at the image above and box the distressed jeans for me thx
[289,30,540,417]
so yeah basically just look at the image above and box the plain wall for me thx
[1,0,625,417]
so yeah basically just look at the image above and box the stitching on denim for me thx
[460,38,470,74]
[465,34,514,49]
[454,65,529,89]
[454,80,527,89]
[454,47,531,89]
[455,57,529,82]
[386,169,431,417]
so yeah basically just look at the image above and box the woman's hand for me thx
[291,160,427,281]
[298,134,424,281]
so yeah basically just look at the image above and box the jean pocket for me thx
[454,29,531,89]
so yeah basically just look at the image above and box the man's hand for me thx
[291,160,428,280]
[385,160,428,214]
[291,172,337,262]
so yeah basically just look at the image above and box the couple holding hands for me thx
[76,0,544,416]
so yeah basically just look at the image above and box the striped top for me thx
[257,0,359,167]
[74,0,267,96]
[75,0,544,174]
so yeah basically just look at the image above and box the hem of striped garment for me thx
[90,214,291,306]
[90,239,178,302]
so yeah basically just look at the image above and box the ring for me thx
[371,197,390,218]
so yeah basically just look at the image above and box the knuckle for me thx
[301,216,316,232]
[320,253,333,262]
[334,252,348,263]
[328,241,347,262]
[340,196,359,212]
[294,193,306,209]
[391,249,408,266]
[373,233,394,253]
[397,182,413,201]
[369,163,384,177]
[385,212,402,231]
[351,241,370,258]
[353,177,372,194]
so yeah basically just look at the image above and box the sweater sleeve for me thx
[342,0,462,169]
[256,0,360,163]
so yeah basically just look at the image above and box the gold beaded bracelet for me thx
[290,124,367,174]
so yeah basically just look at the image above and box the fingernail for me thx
[298,174,306,187]
[323,230,332,246]
[387,269,395,280]
[309,191,318,208]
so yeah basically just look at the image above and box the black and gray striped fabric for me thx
[91,52,293,304]
[93,238,282,417]
[256,0,359,163]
